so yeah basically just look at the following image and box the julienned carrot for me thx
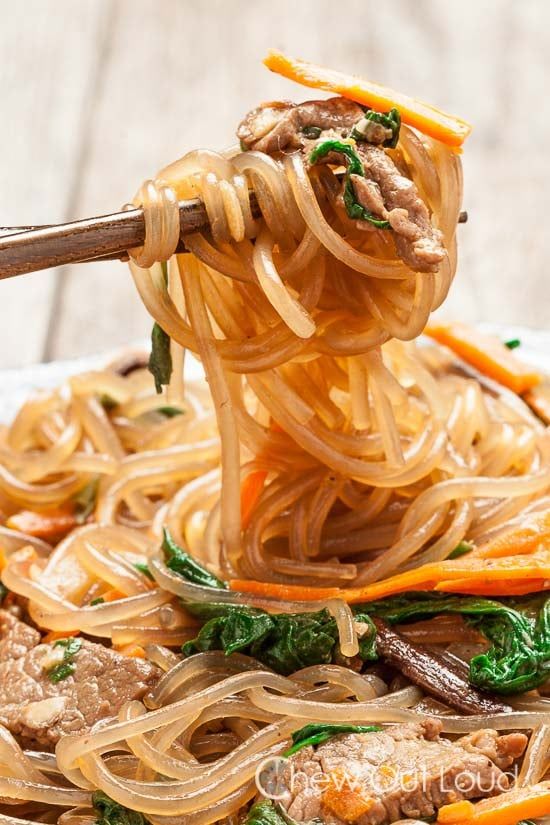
[6,508,78,540]
[241,470,268,531]
[101,588,126,602]
[43,630,80,643]
[344,551,550,603]
[436,578,548,596]
[229,579,341,602]
[473,508,550,559]
[263,49,472,148]
[115,643,146,658]
[231,549,550,603]
[425,322,541,394]
[437,780,550,824]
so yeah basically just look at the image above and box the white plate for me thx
[0,341,204,423]
[0,325,547,424]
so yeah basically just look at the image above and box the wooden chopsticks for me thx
[0,193,263,280]
[0,191,467,281]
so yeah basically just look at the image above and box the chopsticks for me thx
[0,192,263,280]
[0,192,468,281]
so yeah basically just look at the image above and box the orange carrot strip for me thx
[437,800,475,824]
[43,630,80,643]
[233,549,550,604]
[230,579,341,602]
[437,780,550,824]
[101,588,126,602]
[473,509,550,558]
[241,470,268,531]
[346,551,550,602]
[425,322,541,394]
[436,577,549,596]
[6,508,78,540]
[115,643,146,658]
[323,768,375,822]
[263,49,472,148]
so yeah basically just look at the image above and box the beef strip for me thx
[237,98,364,154]
[373,618,511,715]
[352,145,445,272]
[0,609,160,749]
[279,720,527,825]
[0,611,40,661]
[237,97,445,273]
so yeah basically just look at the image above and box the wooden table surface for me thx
[1,0,548,369]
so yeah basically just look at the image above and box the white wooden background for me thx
[1,0,548,369]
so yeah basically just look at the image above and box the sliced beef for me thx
[0,611,40,661]
[0,610,160,749]
[458,729,528,771]
[280,720,527,825]
[372,618,511,715]
[237,98,364,154]
[352,144,445,272]
[237,97,445,274]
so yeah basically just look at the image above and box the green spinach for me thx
[93,791,149,825]
[73,477,100,523]
[47,637,83,683]
[301,125,323,139]
[284,723,382,757]
[148,323,173,394]
[505,338,521,349]
[352,107,401,148]
[157,405,185,418]
[447,540,474,559]
[99,394,118,411]
[0,582,7,605]
[134,562,154,581]
[245,801,287,825]
[309,140,390,229]
[162,528,227,590]
[182,603,377,676]
[361,592,550,695]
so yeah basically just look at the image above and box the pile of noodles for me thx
[1,654,550,825]
[0,112,550,822]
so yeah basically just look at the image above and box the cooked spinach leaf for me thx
[134,562,154,581]
[157,405,185,418]
[148,323,173,394]
[162,528,227,589]
[99,393,118,411]
[505,338,521,349]
[352,107,401,148]
[47,636,83,683]
[73,477,100,523]
[361,592,550,695]
[309,140,390,229]
[448,540,474,559]
[302,125,322,139]
[0,582,7,605]
[245,800,287,825]
[182,604,377,675]
[93,791,149,825]
[284,723,382,757]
